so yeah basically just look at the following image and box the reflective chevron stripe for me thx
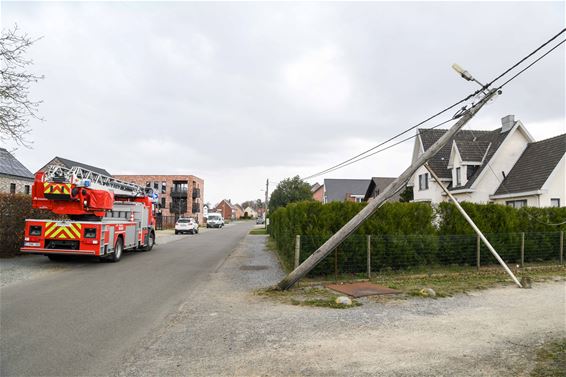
[43,183,71,195]
[44,222,82,239]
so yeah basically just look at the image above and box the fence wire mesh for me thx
[276,231,564,278]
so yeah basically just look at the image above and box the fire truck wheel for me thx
[108,237,123,263]
[141,231,155,251]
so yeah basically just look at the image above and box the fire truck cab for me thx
[21,166,157,262]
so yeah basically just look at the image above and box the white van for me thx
[206,213,224,228]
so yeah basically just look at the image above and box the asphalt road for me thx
[0,221,254,377]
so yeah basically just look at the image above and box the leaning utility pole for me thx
[265,179,269,229]
[277,88,499,290]
[424,164,522,287]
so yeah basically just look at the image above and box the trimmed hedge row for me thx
[268,201,566,274]
[0,194,61,258]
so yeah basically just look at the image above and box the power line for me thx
[486,28,565,88]
[301,28,566,181]
[301,98,475,181]
[496,38,566,89]
[305,117,457,179]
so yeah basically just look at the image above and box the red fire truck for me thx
[21,165,157,262]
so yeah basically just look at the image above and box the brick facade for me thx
[312,185,324,202]
[214,200,234,220]
[113,174,205,223]
[0,175,34,194]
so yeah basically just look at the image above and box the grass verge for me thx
[530,339,566,377]
[249,227,268,235]
[257,286,361,309]
[369,265,565,297]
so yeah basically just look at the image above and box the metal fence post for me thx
[294,235,301,270]
[521,232,525,268]
[560,231,564,265]
[334,247,339,281]
[476,234,480,271]
[367,235,371,279]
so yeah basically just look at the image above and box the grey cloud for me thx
[2,1,564,204]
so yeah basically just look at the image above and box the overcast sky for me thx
[2,1,564,206]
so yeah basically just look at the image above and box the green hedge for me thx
[269,201,566,275]
[0,194,60,258]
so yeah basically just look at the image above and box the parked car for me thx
[256,216,265,225]
[206,213,224,228]
[175,217,199,234]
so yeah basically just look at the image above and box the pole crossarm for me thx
[277,89,499,290]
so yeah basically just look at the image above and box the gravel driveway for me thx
[115,234,566,377]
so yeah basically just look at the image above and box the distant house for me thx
[243,206,258,218]
[215,199,236,220]
[0,148,34,194]
[363,177,400,202]
[311,183,324,202]
[39,156,111,176]
[314,179,371,203]
[234,204,244,219]
[410,115,565,208]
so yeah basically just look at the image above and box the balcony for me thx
[192,188,201,199]
[171,188,188,198]
[192,203,201,213]
[169,202,187,214]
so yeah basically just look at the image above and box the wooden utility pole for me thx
[277,89,499,290]
[264,179,269,229]
[424,164,522,288]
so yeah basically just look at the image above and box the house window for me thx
[506,200,527,209]
[10,183,16,194]
[154,182,159,190]
[418,173,429,191]
[467,165,478,179]
[551,198,560,208]
[161,182,167,194]
[161,197,166,209]
[456,167,461,187]
[24,185,30,195]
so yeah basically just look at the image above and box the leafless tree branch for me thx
[0,24,44,147]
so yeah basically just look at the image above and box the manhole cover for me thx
[240,265,269,271]
[326,282,400,298]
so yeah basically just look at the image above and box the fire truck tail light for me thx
[85,228,97,238]
[25,237,30,241]
[29,226,42,236]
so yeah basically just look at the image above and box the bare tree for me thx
[0,25,44,146]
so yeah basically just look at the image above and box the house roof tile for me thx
[454,140,491,162]
[418,127,510,189]
[494,134,566,196]
[363,177,398,201]
[0,148,34,179]
[324,179,371,202]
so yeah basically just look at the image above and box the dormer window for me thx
[467,165,479,179]
[419,173,429,191]
[456,167,461,187]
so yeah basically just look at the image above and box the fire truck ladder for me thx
[45,165,150,197]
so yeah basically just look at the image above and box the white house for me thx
[410,115,565,208]
[243,206,258,218]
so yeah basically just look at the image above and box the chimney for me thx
[501,115,515,133]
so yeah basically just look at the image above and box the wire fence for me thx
[276,231,564,278]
